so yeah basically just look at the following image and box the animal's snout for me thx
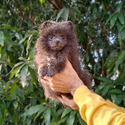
[55,40,60,45]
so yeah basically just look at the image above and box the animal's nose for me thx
[56,40,60,45]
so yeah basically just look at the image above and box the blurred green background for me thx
[0,0,125,124]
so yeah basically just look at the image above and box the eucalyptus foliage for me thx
[0,0,125,124]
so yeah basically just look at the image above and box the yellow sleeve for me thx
[73,85,125,125]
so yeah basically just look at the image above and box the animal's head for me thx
[38,21,76,51]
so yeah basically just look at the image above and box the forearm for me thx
[74,86,125,125]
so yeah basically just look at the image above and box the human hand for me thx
[40,59,84,95]
[57,95,79,110]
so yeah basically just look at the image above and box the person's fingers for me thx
[51,86,68,93]
[40,78,51,86]
[57,95,65,103]
[57,95,79,110]
[57,95,70,107]
[61,95,78,108]
[61,95,79,110]
[44,75,52,81]
[39,76,68,93]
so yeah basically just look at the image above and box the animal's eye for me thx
[48,35,54,40]
[61,35,65,39]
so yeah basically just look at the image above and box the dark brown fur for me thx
[35,21,91,100]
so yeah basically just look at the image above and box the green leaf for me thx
[114,50,125,72]
[51,108,58,121]
[2,25,20,31]
[9,66,20,79]
[72,7,81,17]
[66,111,76,125]
[29,30,38,35]
[109,89,123,94]
[63,8,69,21]
[110,13,118,28]
[23,104,44,117]
[39,0,45,4]
[120,29,125,40]
[118,13,124,25]
[77,113,87,125]
[120,25,125,32]
[0,31,5,45]
[34,109,45,121]
[56,8,65,21]
[19,57,28,62]
[15,63,25,77]
[115,95,123,105]
[57,117,68,124]
[4,82,10,92]
[28,67,37,85]
[0,100,6,121]
[106,12,117,25]
[61,107,72,118]
[10,82,18,96]
[8,103,18,124]
[21,65,28,87]
[96,77,111,82]
[116,21,122,32]
[19,33,29,44]
[123,95,125,106]
[111,94,123,105]
[26,35,33,56]
[102,85,111,96]
[44,108,51,125]
[15,32,20,40]
[117,66,125,80]
[13,62,24,68]
[67,115,75,125]
[116,3,122,12]
[111,94,116,103]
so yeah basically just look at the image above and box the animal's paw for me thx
[47,67,58,77]
[38,66,48,77]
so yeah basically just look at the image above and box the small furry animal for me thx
[35,20,91,99]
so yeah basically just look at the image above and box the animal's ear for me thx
[38,21,55,33]
[67,21,74,30]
